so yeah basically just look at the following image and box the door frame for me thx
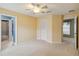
[0,14,17,50]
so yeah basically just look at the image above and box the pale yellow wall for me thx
[37,15,63,43]
[52,15,63,43]
[0,8,37,44]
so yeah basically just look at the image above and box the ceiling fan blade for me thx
[47,11,51,13]
[25,9,30,10]
[41,5,48,9]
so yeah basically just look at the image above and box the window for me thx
[63,21,70,35]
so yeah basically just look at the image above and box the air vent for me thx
[68,10,75,13]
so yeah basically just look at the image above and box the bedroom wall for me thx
[0,8,37,45]
[37,15,63,43]
[52,15,63,43]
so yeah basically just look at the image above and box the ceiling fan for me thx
[26,3,51,14]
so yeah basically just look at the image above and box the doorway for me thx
[62,16,78,49]
[0,14,17,50]
[1,20,9,50]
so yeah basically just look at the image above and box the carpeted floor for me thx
[0,40,78,56]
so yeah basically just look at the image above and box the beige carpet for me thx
[0,40,78,56]
[1,39,10,50]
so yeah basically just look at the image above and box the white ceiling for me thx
[0,3,79,17]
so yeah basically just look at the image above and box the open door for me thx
[75,17,78,49]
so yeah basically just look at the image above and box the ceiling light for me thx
[33,7,40,13]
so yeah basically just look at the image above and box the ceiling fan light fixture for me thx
[26,3,49,14]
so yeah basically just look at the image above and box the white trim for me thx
[0,14,17,48]
[64,15,76,20]
[15,16,17,45]
[74,16,77,49]
[9,20,12,42]
[0,14,16,18]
